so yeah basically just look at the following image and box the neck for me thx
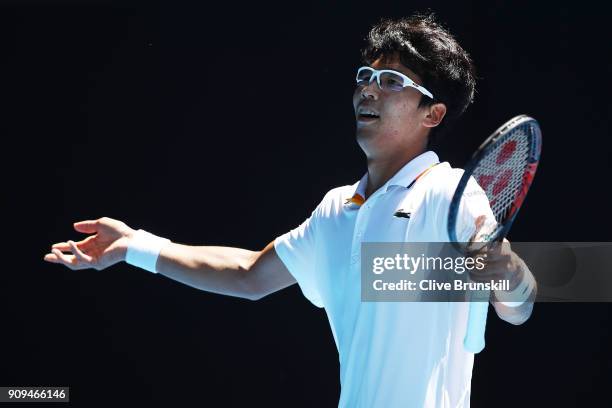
[364,148,426,199]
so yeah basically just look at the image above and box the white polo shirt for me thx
[274,151,493,408]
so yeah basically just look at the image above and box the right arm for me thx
[44,217,296,301]
[155,240,296,301]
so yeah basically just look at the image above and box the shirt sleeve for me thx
[426,166,497,243]
[274,207,324,308]
[455,176,498,243]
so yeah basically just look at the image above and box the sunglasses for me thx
[356,66,434,99]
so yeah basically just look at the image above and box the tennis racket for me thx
[447,114,542,353]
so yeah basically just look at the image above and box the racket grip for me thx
[464,292,490,353]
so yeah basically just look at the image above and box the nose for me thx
[360,78,380,100]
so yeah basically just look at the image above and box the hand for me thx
[479,239,536,325]
[44,217,135,271]
[468,238,523,289]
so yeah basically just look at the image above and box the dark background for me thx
[2,0,611,406]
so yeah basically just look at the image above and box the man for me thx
[45,14,536,407]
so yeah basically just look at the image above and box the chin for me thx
[356,124,384,140]
[355,131,379,155]
[355,126,377,138]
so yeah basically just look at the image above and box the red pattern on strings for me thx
[492,168,513,197]
[477,174,495,190]
[496,140,517,165]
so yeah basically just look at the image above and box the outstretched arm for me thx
[44,217,296,301]
[155,239,296,300]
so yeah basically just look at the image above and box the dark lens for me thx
[380,72,404,91]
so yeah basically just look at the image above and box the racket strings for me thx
[492,139,529,218]
[473,124,533,222]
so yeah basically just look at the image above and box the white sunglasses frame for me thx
[356,66,434,99]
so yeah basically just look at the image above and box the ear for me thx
[422,103,447,128]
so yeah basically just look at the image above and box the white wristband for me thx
[497,264,536,307]
[125,229,171,273]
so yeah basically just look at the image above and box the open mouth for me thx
[357,112,380,122]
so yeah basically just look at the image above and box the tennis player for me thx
[45,14,536,407]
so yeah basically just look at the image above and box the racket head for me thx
[448,114,542,253]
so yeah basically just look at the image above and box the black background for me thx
[2,0,611,406]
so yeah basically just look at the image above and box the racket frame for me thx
[448,114,542,248]
[446,114,542,353]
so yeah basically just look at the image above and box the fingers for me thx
[52,235,96,250]
[73,219,99,234]
[51,242,70,251]
[68,240,94,263]
[43,248,91,270]
[43,252,59,263]
[48,248,80,270]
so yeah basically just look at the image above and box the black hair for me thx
[360,13,476,145]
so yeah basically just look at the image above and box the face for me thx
[352,52,432,159]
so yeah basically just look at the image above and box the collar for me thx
[345,151,440,207]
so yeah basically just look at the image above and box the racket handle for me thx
[464,292,490,353]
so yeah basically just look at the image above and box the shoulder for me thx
[313,184,355,218]
[419,162,465,204]
[419,162,487,210]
